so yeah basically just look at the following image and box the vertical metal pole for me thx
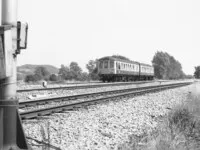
[0,0,29,149]
[0,1,3,148]
[0,0,1,26]
[0,109,3,150]
[1,0,18,148]
[1,0,17,99]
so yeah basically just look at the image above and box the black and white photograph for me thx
[0,0,200,149]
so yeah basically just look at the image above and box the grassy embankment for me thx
[118,82,200,150]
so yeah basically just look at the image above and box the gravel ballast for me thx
[23,84,192,150]
[17,81,187,102]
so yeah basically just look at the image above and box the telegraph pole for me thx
[0,0,29,149]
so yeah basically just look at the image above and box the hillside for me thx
[17,64,59,78]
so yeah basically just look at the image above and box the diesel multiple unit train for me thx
[97,56,154,82]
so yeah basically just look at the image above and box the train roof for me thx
[98,56,139,64]
[139,63,153,67]
[98,56,153,67]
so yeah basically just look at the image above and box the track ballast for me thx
[20,82,192,120]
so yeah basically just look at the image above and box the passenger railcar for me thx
[97,56,154,82]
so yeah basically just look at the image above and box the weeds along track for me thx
[19,82,192,120]
[17,81,157,92]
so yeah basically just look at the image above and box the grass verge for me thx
[117,87,200,150]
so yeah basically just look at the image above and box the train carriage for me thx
[139,63,154,80]
[97,56,154,82]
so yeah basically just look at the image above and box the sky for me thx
[17,0,200,75]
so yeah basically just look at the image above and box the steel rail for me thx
[20,82,192,120]
[19,82,188,109]
[17,81,156,92]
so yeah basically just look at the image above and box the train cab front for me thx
[97,57,116,82]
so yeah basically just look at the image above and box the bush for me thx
[17,73,24,81]
[24,74,42,82]
[25,75,36,82]
[49,74,58,81]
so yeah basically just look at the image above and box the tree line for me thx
[24,61,99,82]
[152,51,185,79]
[21,52,198,82]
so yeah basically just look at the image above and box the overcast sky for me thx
[17,0,200,74]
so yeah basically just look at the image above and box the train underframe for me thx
[99,74,154,82]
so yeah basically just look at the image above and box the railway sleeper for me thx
[62,107,74,111]
[21,114,38,120]
[52,109,62,113]
[73,105,82,108]
[38,111,51,116]
[37,102,46,105]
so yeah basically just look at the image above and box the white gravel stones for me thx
[23,84,192,150]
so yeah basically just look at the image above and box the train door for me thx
[114,61,116,74]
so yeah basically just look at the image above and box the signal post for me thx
[0,0,29,149]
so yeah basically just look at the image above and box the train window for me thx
[104,61,108,68]
[117,62,120,69]
[110,61,114,68]
[99,61,103,69]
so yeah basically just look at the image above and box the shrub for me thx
[24,74,42,82]
[17,73,24,81]
[49,74,58,81]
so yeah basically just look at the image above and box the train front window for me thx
[104,61,108,68]
[99,61,103,69]
[110,60,114,68]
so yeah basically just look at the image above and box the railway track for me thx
[20,82,192,120]
[17,80,158,92]
[19,82,180,109]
